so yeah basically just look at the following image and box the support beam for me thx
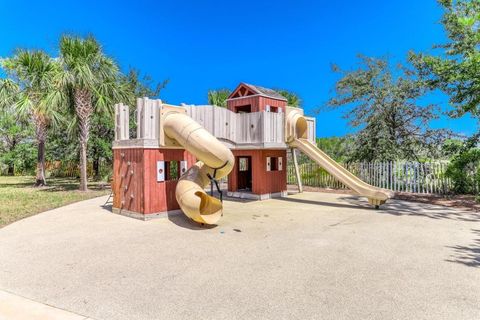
[291,148,303,193]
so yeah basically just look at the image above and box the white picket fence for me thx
[288,161,453,194]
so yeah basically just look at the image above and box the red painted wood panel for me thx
[113,148,196,216]
[142,149,196,214]
[227,96,260,112]
[257,96,287,113]
[227,95,286,113]
[228,149,287,195]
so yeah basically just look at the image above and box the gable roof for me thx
[228,82,287,101]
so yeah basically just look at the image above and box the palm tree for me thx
[1,51,60,186]
[207,89,231,108]
[275,89,302,108]
[52,35,126,191]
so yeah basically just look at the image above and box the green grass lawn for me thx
[0,176,110,228]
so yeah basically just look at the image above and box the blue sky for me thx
[0,0,477,137]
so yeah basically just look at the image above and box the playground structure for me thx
[112,83,392,224]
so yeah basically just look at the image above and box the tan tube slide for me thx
[163,112,234,224]
[286,109,393,207]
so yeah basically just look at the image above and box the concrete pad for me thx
[0,192,479,320]
[0,289,90,320]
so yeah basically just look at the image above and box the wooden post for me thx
[137,97,161,139]
[291,148,303,193]
[114,103,129,141]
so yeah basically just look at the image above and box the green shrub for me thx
[445,148,480,195]
[0,142,37,175]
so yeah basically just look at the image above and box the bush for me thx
[0,142,37,175]
[445,148,480,195]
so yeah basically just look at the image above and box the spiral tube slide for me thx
[286,108,393,207]
[163,112,234,224]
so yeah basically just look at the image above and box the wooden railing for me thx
[186,106,286,145]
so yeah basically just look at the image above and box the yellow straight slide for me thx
[285,106,392,208]
[291,138,393,207]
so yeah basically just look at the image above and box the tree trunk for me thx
[34,114,47,187]
[93,155,100,180]
[7,164,14,176]
[75,88,93,192]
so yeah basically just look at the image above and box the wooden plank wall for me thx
[185,106,285,146]
[113,148,196,215]
[226,96,286,113]
[142,149,196,214]
[227,96,260,112]
[228,149,287,194]
[213,107,237,140]
[113,149,144,213]
[258,97,287,113]
[114,103,129,140]
[263,112,284,143]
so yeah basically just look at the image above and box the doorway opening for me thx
[237,156,252,191]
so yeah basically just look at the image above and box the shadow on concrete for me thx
[167,212,217,230]
[222,196,257,204]
[100,204,113,213]
[339,196,480,222]
[278,196,373,211]
[99,203,216,230]
[446,229,480,268]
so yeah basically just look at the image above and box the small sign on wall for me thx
[180,160,188,175]
[157,161,165,182]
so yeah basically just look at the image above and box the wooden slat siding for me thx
[263,112,284,144]
[257,96,287,113]
[113,148,197,216]
[112,148,143,213]
[185,106,286,146]
[113,149,121,209]
[227,95,287,113]
[227,96,260,112]
[142,149,196,215]
[228,149,287,194]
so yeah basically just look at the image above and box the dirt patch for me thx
[394,192,480,212]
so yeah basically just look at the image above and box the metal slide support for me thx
[291,148,303,193]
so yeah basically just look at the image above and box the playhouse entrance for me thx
[237,156,252,190]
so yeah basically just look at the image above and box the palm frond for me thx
[1,50,61,122]
[59,34,125,114]
[0,78,20,108]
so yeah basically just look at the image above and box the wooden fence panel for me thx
[287,160,455,195]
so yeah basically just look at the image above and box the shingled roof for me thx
[228,83,288,101]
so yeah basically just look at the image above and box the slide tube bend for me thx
[163,112,234,224]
